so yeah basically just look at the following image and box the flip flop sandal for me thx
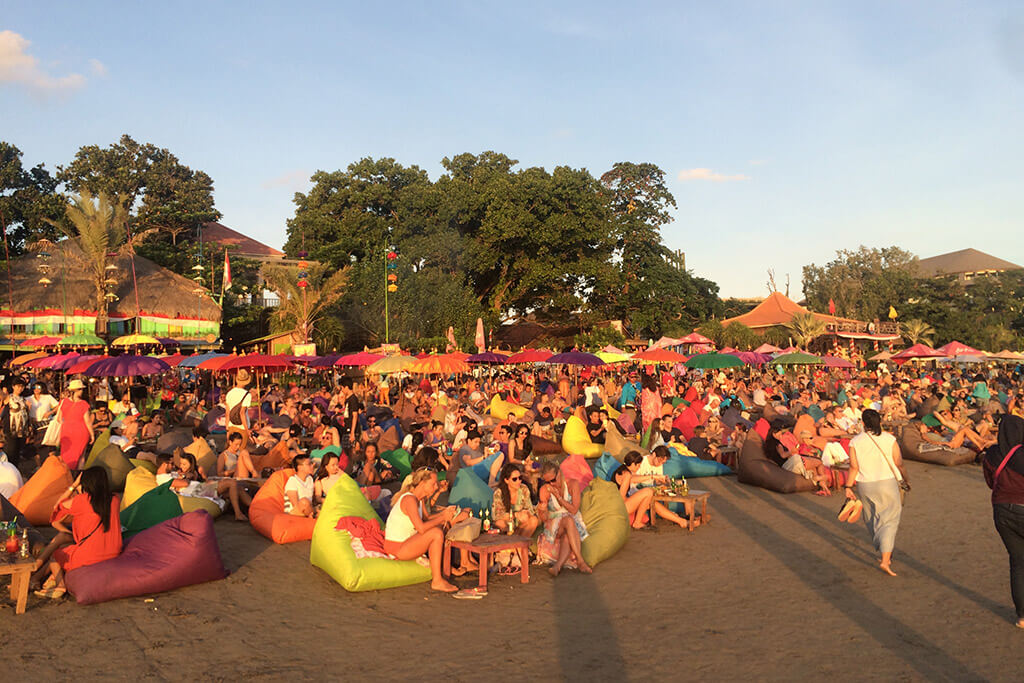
[452,589,484,600]
[847,500,863,524]
[837,499,856,522]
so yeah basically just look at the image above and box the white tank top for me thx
[850,432,900,483]
[384,492,421,543]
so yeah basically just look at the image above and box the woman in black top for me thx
[984,415,1024,628]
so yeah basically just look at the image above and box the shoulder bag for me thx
[869,433,910,503]
[42,399,64,447]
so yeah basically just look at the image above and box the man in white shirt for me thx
[0,450,24,498]
[26,383,59,426]
[225,370,253,446]
[284,454,316,517]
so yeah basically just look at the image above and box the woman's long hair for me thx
[315,452,339,481]
[496,462,522,515]
[397,467,437,498]
[79,467,114,531]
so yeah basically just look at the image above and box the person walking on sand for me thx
[844,409,907,577]
[983,414,1024,628]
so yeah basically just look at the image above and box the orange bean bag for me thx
[9,455,74,526]
[251,441,290,473]
[249,469,316,544]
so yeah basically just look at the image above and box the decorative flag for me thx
[828,298,836,315]
[446,325,457,352]
[475,317,485,353]
[221,249,231,297]
[888,305,898,320]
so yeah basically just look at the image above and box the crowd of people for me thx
[2,350,1024,619]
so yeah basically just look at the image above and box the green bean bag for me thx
[120,481,183,537]
[579,479,629,567]
[130,458,157,474]
[309,473,431,592]
[311,445,342,465]
[82,429,112,468]
[381,448,412,479]
[593,454,622,482]
[448,468,494,517]
[665,448,732,478]
[93,444,135,492]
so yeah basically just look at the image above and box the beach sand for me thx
[5,460,1022,681]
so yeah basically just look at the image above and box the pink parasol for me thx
[335,351,384,367]
[822,356,856,368]
[506,349,554,364]
[218,354,294,371]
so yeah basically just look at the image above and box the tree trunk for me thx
[94,282,108,339]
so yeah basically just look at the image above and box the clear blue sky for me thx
[3,1,1023,298]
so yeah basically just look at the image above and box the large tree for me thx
[60,135,220,251]
[0,141,65,253]
[592,162,720,337]
[802,246,919,322]
[261,262,348,345]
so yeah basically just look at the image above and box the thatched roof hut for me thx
[1,241,221,341]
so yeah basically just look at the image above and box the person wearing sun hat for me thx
[225,369,253,447]
[57,378,94,470]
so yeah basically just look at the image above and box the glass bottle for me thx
[18,528,30,559]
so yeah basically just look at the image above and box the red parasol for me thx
[633,348,688,363]
[335,351,383,367]
[506,349,554,364]
[218,354,294,371]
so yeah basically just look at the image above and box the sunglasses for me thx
[508,475,521,482]
[543,475,556,484]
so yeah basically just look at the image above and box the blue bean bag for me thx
[309,473,430,592]
[64,510,229,605]
[593,454,622,482]
[666,448,732,478]
[470,452,502,484]
[448,468,494,517]
[119,481,183,537]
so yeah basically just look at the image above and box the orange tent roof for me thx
[720,292,858,329]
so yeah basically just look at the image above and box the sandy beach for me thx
[5,459,1022,681]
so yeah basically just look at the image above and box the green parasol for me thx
[770,352,823,365]
[58,333,106,347]
[684,353,745,369]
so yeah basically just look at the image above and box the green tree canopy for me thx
[802,246,919,322]
[0,141,65,253]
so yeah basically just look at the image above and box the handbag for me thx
[446,516,481,543]
[869,433,910,504]
[42,400,64,447]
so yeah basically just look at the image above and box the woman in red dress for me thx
[58,379,93,470]
[35,467,122,599]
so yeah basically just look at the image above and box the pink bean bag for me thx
[65,510,229,605]
[560,453,594,490]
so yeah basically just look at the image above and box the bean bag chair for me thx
[579,479,629,567]
[130,458,157,474]
[736,433,816,493]
[251,441,291,473]
[1,493,44,550]
[156,429,193,455]
[489,395,528,420]
[377,425,401,453]
[381,448,413,479]
[310,472,431,592]
[120,466,223,518]
[560,453,594,490]
[604,421,644,459]
[9,455,73,526]
[448,468,494,517]
[530,434,563,456]
[249,469,316,544]
[593,454,622,482]
[92,444,134,492]
[65,510,229,605]
[311,445,342,464]
[897,422,975,466]
[82,429,112,468]
[561,414,603,458]
[665,448,733,478]
[617,408,639,435]
[120,481,183,537]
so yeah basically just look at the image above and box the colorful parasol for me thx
[366,355,417,375]
[407,354,471,374]
[84,355,171,377]
[178,352,230,368]
[335,351,384,367]
[110,334,162,347]
[685,353,744,369]
[217,354,294,371]
[546,351,605,367]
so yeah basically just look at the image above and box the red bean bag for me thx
[249,469,316,544]
[9,455,73,526]
[65,510,229,605]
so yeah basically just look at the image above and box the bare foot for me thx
[578,562,593,574]
[548,565,561,578]
[431,580,459,593]
[879,562,897,577]
[234,514,248,522]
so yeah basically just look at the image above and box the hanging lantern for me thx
[386,251,397,261]
[298,280,308,289]
[298,260,308,270]
[387,273,397,282]
[387,284,397,293]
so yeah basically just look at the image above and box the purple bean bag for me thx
[65,510,229,605]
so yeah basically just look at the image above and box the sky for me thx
[3,1,1023,298]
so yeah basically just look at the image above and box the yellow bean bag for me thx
[120,466,223,517]
[561,414,603,458]
[310,473,431,592]
[488,395,528,420]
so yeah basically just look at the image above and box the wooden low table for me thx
[1,555,33,614]
[443,533,531,590]
[650,489,711,531]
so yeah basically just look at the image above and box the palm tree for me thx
[47,191,131,338]
[262,263,348,344]
[785,312,827,349]
[902,319,936,346]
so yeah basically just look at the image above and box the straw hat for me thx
[236,369,251,386]
[68,379,86,392]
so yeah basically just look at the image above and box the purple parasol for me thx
[466,352,506,364]
[726,351,771,366]
[84,355,172,377]
[546,351,605,367]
